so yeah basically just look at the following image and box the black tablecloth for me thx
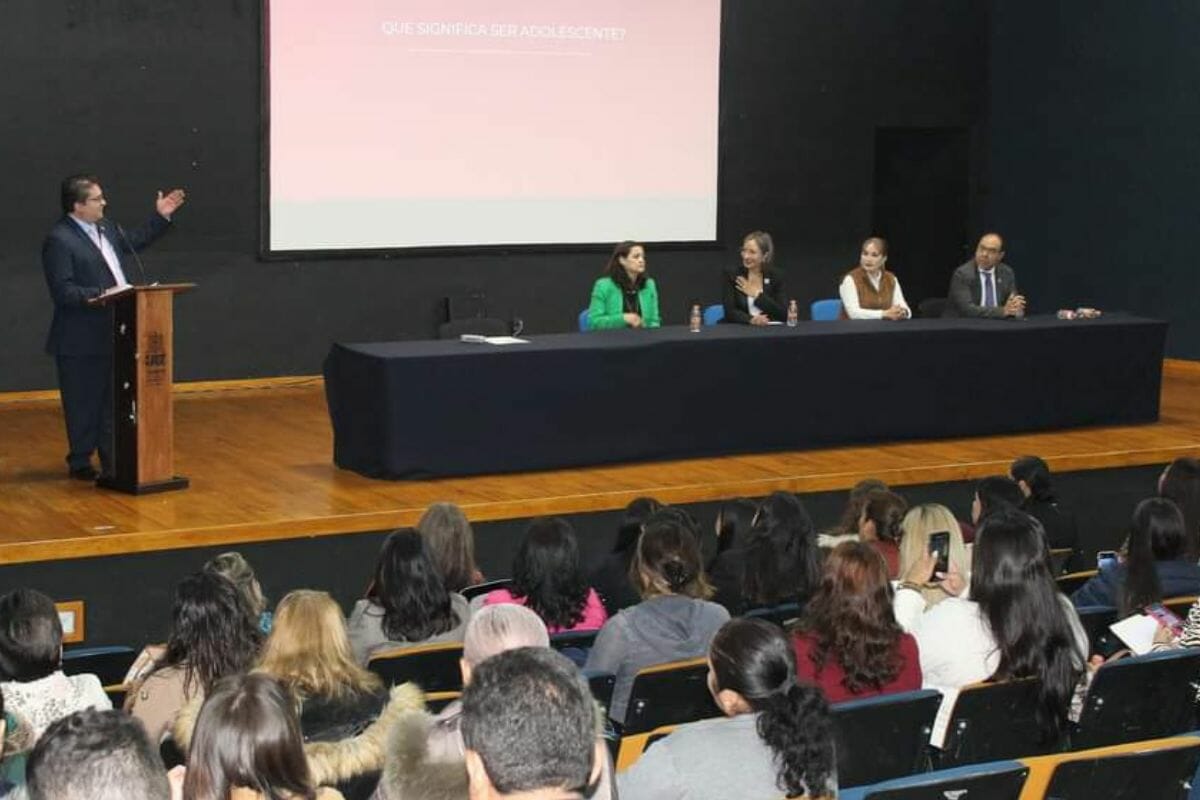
[324,314,1167,479]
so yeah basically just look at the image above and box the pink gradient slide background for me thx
[268,0,721,250]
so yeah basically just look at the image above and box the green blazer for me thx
[587,276,661,330]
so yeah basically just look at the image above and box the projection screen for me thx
[266,0,722,252]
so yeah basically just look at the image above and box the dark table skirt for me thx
[324,314,1167,479]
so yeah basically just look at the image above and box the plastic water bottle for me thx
[689,304,702,333]
[786,299,799,327]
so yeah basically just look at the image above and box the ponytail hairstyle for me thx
[971,508,1084,745]
[631,509,712,600]
[709,618,835,799]
[1121,497,1186,617]
[860,490,907,543]
[743,492,822,608]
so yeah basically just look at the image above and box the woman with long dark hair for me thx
[181,673,342,800]
[584,510,730,723]
[619,618,836,800]
[712,492,822,615]
[1010,455,1079,556]
[586,241,661,330]
[346,529,470,665]
[792,542,920,703]
[589,497,663,615]
[483,517,607,633]
[1160,457,1200,560]
[898,508,1087,748]
[126,572,262,743]
[1072,498,1200,614]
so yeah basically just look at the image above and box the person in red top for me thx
[858,489,907,579]
[791,541,921,704]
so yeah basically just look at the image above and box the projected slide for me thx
[267,0,721,251]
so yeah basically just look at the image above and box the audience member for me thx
[710,492,822,615]
[709,497,758,562]
[1010,456,1079,558]
[1159,457,1200,559]
[347,529,471,665]
[258,591,388,741]
[962,474,1025,542]
[897,503,969,609]
[1072,498,1200,614]
[858,489,907,577]
[417,503,484,593]
[584,510,729,723]
[791,542,920,703]
[620,618,836,800]
[26,708,168,800]
[818,478,888,549]
[586,240,661,330]
[0,588,110,740]
[0,686,35,797]
[896,508,1087,748]
[483,518,607,633]
[126,571,262,743]
[205,551,273,633]
[589,497,662,616]
[374,605,615,800]
[723,231,786,325]
[838,236,911,320]
[180,673,345,800]
[461,648,603,800]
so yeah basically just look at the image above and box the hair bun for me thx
[661,559,692,591]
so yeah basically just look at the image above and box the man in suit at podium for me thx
[41,175,186,480]
[946,232,1026,318]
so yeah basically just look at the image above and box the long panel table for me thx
[324,314,1167,479]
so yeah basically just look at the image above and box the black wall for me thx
[986,1,1200,358]
[1,1,990,391]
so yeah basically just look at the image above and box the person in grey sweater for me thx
[584,510,730,724]
[618,618,837,800]
[346,529,472,665]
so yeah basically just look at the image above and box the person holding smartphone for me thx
[896,504,969,610]
[1071,498,1200,614]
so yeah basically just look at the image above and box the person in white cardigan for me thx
[892,508,1087,748]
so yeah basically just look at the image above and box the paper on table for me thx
[1109,613,1160,655]
[458,334,529,345]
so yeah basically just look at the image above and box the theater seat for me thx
[61,644,137,688]
[620,657,720,735]
[366,641,464,694]
[1071,649,1200,750]
[578,309,590,331]
[1075,605,1120,658]
[838,759,1028,800]
[831,688,941,788]
[937,678,1060,768]
[1056,569,1098,595]
[1021,735,1200,800]
[460,579,513,601]
[1162,595,1198,620]
[615,724,677,772]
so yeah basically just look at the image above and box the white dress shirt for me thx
[839,270,911,319]
[70,215,129,288]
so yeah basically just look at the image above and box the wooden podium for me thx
[89,283,194,494]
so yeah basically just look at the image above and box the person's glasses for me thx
[84,196,105,205]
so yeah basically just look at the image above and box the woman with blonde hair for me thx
[417,502,484,593]
[897,504,969,609]
[257,590,387,742]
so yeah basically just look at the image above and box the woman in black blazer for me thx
[722,230,787,325]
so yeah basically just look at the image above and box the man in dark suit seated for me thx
[41,174,185,480]
[946,232,1026,318]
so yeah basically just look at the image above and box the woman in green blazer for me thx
[587,241,661,330]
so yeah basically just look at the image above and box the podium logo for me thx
[144,332,167,382]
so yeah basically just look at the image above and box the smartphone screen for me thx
[1145,603,1184,636]
[1097,550,1118,571]
[928,531,950,577]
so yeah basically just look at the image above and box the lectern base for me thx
[96,475,190,495]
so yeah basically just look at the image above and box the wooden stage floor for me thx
[3,361,1199,565]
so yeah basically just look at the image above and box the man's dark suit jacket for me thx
[721,266,787,324]
[945,260,1018,318]
[42,214,171,355]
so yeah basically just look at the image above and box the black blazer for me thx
[945,260,1018,318]
[721,266,786,324]
[42,214,171,355]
